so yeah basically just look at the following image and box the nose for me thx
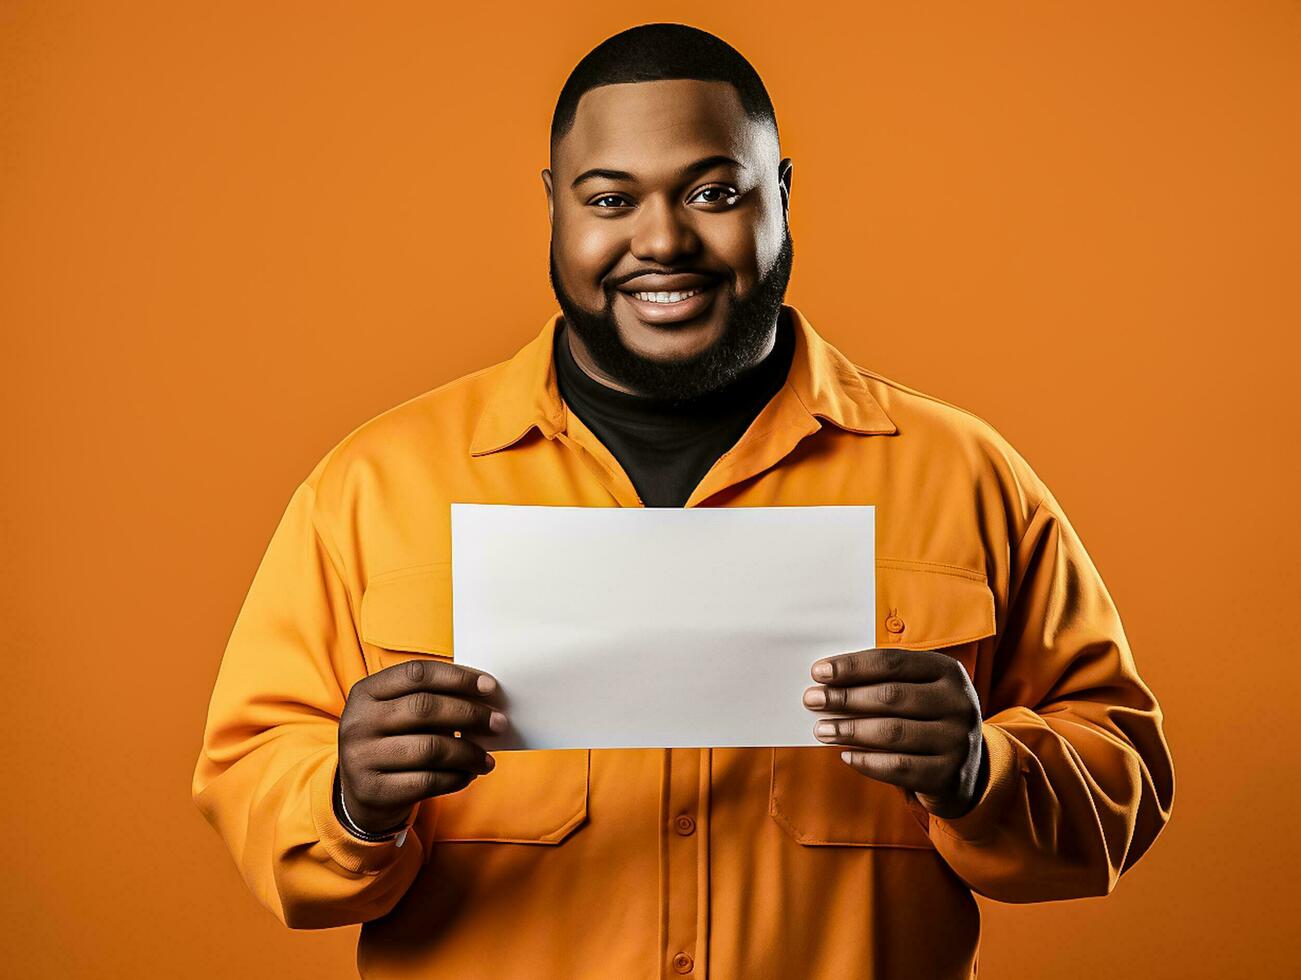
[629,194,700,265]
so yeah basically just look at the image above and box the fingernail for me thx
[815,720,837,737]
[489,710,508,732]
[812,661,834,681]
[803,688,827,708]
[477,675,497,695]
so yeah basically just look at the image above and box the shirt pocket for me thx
[359,561,589,845]
[768,558,997,848]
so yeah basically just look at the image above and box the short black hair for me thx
[550,23,779,150]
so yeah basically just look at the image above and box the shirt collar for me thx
[469,303,896,457]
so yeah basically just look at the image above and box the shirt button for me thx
[672,952,694,974]
[885,614,905,634]
[674,814,696,836]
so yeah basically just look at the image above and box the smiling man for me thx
[546,73,791,401]
[193,23,1174,980]
[544,47,798,508]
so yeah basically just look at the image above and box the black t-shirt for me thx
[552,314,796,507]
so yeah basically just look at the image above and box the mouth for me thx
[616,282,721,325]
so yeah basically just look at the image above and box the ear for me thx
[778,158,793,215]
[542,168,554,227]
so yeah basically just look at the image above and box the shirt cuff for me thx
[308,751,420,875]
[902,722,1021,844]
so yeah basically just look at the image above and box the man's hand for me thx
[337,659,507,835]
[802,648,988,820]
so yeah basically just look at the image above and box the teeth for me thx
[631,288,704,304]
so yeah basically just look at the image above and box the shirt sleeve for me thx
[191,478,424,929]
[905,495,1175,903]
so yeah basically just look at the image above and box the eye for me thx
[689,185,741,207]
[590,193,631,209]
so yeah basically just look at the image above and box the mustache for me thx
[606,269,730,291]
[545,244,734,297]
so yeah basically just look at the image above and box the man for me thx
[193,23,1174,979]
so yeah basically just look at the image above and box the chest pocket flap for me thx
[358,561,588,845]
[770,558,998,848]
[360,562,455,663]
[874,557,996,650]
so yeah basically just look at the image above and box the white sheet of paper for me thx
[451,503,874,750]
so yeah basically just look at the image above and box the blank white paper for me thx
[450,503,873,750]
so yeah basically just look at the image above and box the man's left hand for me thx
[803,648,988,820]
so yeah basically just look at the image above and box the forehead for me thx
[554,78,775,178]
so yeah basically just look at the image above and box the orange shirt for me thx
[192,304,1174,979]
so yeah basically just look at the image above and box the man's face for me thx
[543,78,793,400]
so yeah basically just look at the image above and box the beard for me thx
[548,224,794,402]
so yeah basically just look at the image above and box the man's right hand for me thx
[337,659,506,835]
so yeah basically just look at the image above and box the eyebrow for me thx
[570,154,745,189]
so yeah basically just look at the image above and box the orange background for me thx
[2,2,1297,976]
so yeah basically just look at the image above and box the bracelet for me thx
[335,769,409,847]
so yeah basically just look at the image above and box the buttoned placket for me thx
[552,384,835,980]
[556,408,711,977]
[660,747,711,978]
